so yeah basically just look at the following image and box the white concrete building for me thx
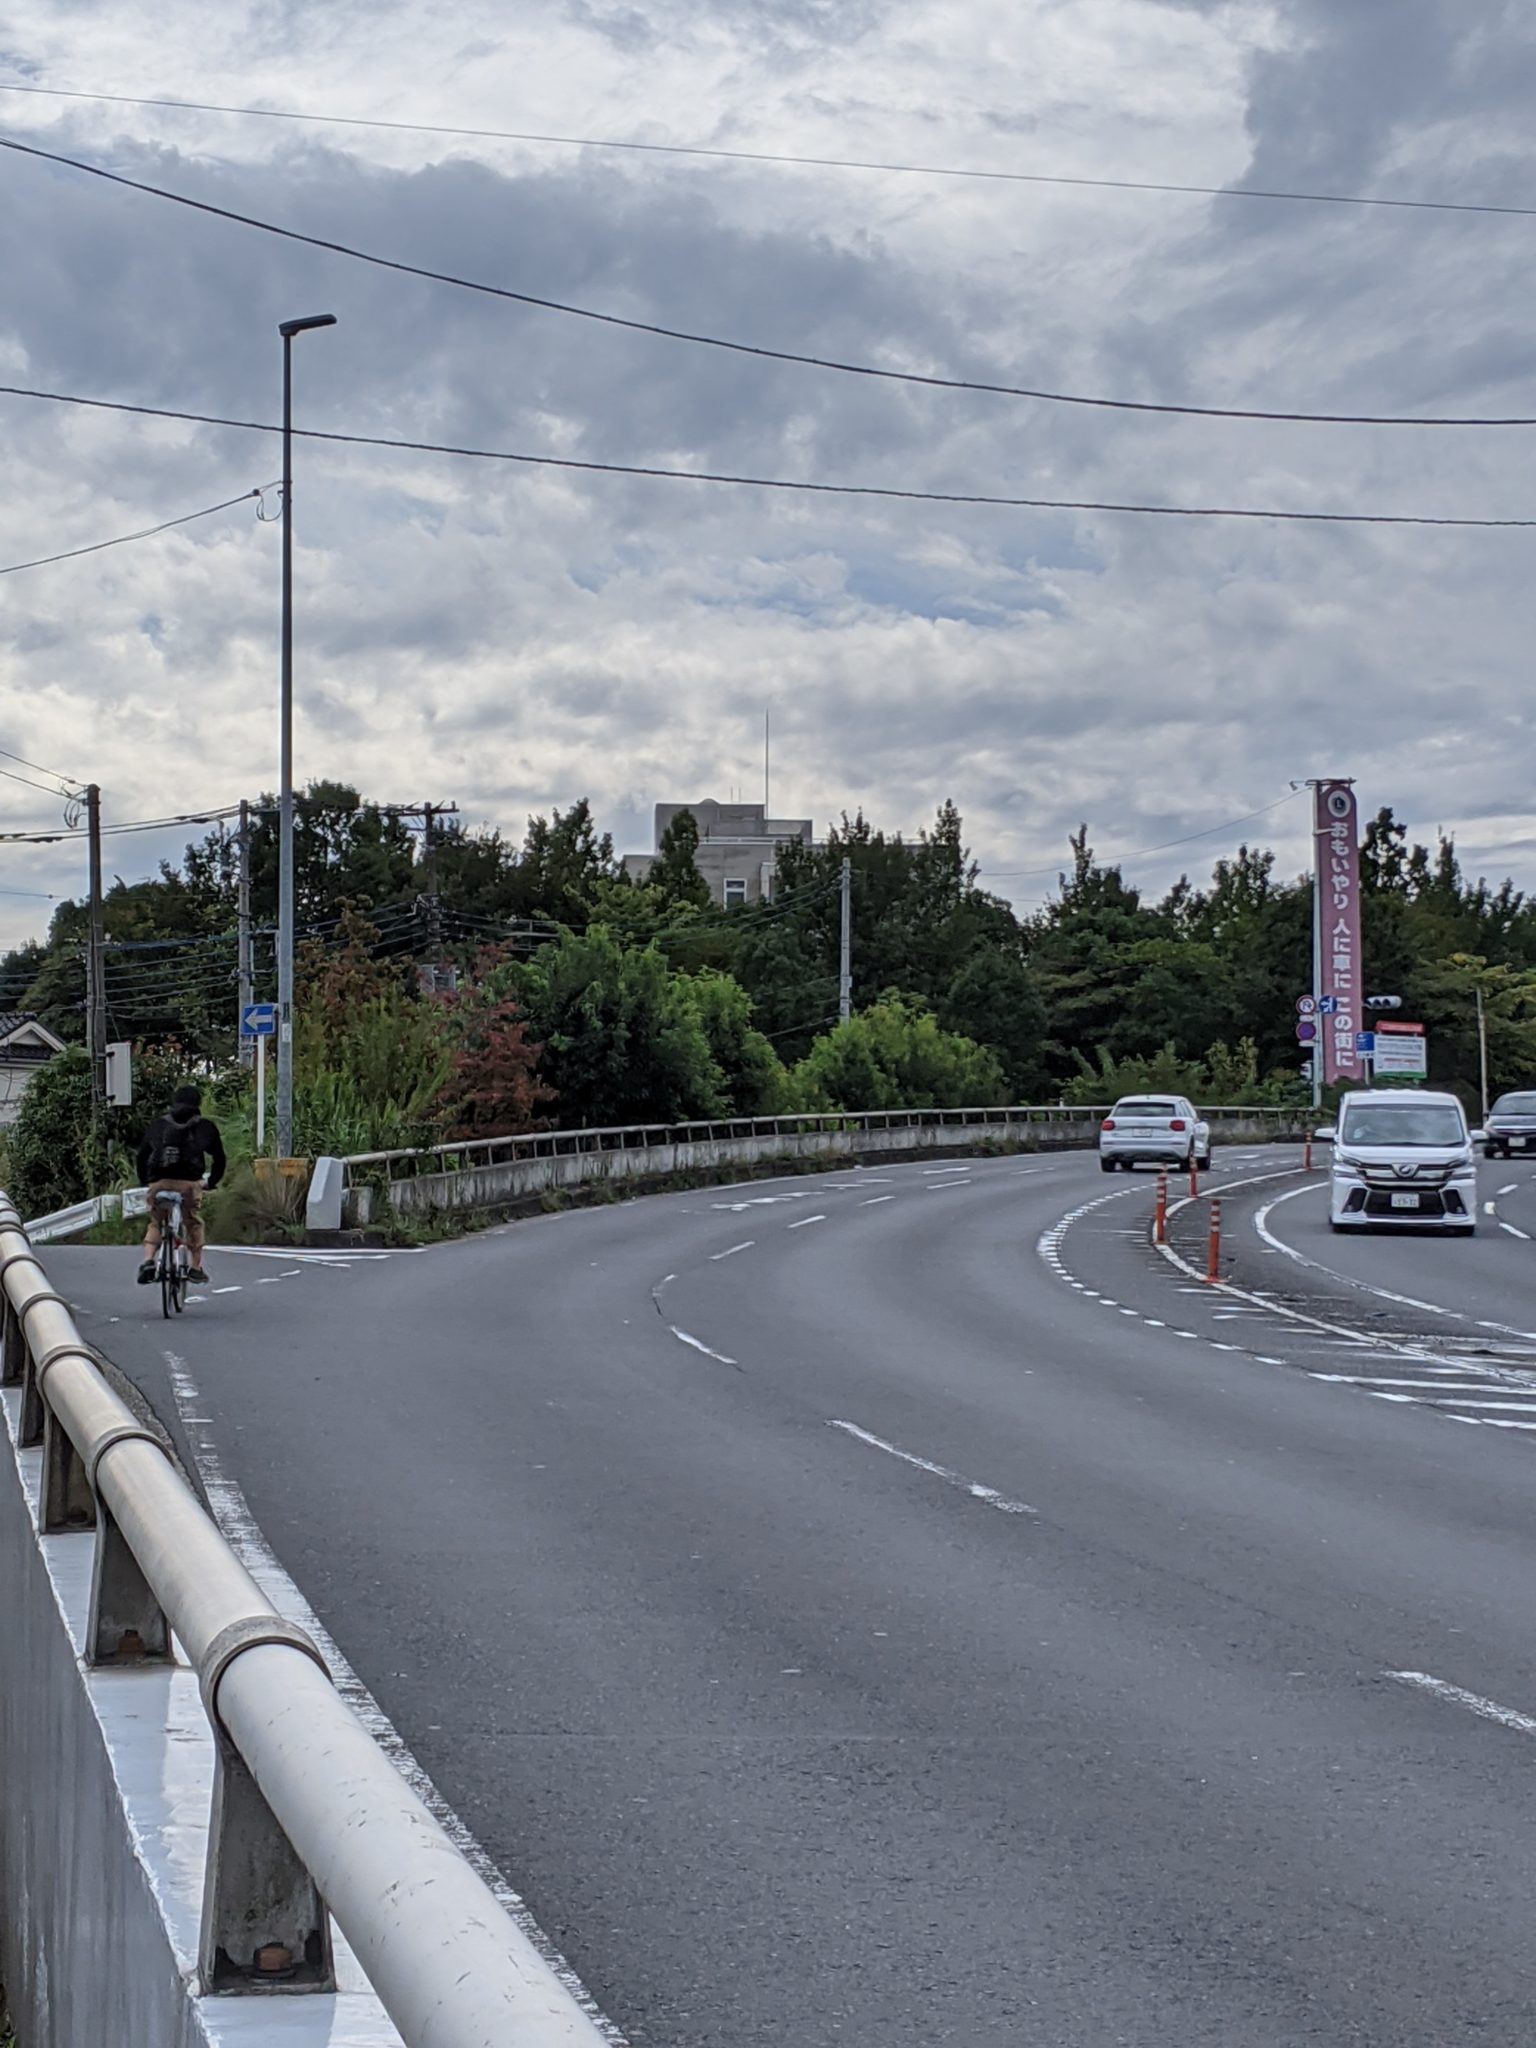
[622,801,816,905]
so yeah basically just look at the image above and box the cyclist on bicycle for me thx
[135,1084,226,1286]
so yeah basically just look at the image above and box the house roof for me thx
[0,1013,66,1055]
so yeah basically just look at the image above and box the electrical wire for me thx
[2,386,1529,530]
[0,803,244,845]
[0,743,75,784]
[3,79,1532,222]
[2,131,1532,430]
[0,763,71,798]
[977,790,1303,879]
[0,486,268,576]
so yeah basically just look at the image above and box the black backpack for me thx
[155,1118,199,1178]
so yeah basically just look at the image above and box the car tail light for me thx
[1169,1119,1186,1132]
[1102,1118,1116,1131]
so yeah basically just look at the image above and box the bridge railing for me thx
[0,1191,606,2046]
[340,1102,1311,1203]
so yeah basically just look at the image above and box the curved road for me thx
[43,1147,1536,2045]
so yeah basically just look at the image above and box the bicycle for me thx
[153,1190,191,1319]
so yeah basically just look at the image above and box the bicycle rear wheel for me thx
[159,1238,182,1318]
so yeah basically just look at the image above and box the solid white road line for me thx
[670,1327,738,1367]
[828,1419,1036,1516]
[1388,1670,1536,1740]
[787,1214,827,1230]
[710,1241,754,1261]
[161,1351,623,2042]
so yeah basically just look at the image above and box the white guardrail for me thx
[0,1191,608,2046]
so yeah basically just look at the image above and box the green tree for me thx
[650,808,710,912]
[502,927,725,1125]
[791,995,1005,1111]
[940,948,1049,1099]
[684,969,785,1113]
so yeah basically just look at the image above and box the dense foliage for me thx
[7,782,1536,1210]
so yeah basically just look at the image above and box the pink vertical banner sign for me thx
[1315,779,1362,1087]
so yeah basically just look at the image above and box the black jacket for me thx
[136,1104,227,1189]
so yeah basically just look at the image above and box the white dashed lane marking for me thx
[1389,1671,1536,1740]
[828,1419,1036,1518]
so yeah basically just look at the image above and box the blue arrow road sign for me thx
[1318,995,1341,1014]
[240,1002,278,1039]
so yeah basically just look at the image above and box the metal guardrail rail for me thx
[0,1191,607,2046]
[344,1102,1312,1183]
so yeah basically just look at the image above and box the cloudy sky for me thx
[0,0,1532,951]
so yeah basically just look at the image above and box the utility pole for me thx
[838,856,852,1024]
[422,802,442,968]
[237,798,253,1066]
[85,782,106,1105]
[1475,979,1490,1125]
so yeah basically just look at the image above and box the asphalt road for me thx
[42,1147,1536,2045]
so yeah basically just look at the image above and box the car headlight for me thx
[1333,1151,1366,1178]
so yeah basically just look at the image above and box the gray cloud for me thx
[3,0,1536,949]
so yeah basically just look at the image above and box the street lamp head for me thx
[278,313,338,337]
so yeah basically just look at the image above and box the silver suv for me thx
[1099,1095,1212,1173]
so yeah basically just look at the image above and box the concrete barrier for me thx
[350,1108,1309,1226]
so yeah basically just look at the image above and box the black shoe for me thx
[186,1266,210,1284]
[136,1261,156,1285]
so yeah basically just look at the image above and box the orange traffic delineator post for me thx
[1206,1197,1223,1284]
[1154,1171,1169,1244]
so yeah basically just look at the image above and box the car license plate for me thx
[1390,1192,1420,1210]
[1513,1137,1527,1149]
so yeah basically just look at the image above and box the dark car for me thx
[1484,1092,1536,1159]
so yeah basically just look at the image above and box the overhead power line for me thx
[0,743,76,784]
[978,790,1303,880]
[0,763,71,798]
[0,802,243,845]
[0,485,269,576]
[2,385,1530,530]
[4,79,1533,222]
[2,130,1533,429]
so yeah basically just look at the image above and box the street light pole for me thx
[275,313,336,1158]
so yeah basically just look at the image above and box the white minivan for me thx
[1318,1089,1481,1236]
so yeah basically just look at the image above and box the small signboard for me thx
[1372,1024,1427,1077]
[1318,995,1341,1016]
[1295,994,1317,1018]
[240,1002,278,1039]
[1356,1031,1376,1055]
